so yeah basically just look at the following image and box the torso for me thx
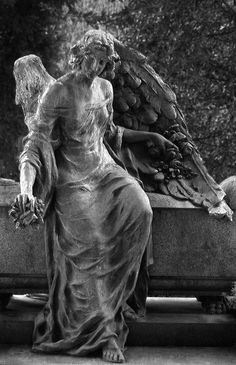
[54,73,115,186]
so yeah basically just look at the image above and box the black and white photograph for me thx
[0,0,236,364]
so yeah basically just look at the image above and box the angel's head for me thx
[69,30,120,80]
[14,54,54,116]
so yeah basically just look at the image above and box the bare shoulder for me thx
[98,77,113,99]
[41,73,71,104]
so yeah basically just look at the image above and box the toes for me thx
[108,351,113,361]
[103,349,112,362]
[102,349,125,363]
[104,350,110,359]
[118,352,125,363]
[123,311,138,321]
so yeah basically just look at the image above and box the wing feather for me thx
[111,38,187,140]
[14,54,55,129]
[106,34,226,207]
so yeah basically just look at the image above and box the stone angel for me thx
[11,30,186,363]
[11,30,233,363]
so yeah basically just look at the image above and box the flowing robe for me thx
[20,79,152,355]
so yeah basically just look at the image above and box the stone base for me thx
[1,296,236,347]
[1,180,236,298]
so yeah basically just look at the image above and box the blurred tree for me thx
[0,0,124,179]
[1,0,235,182]
[0,0,77,179]
[97,0,236,181]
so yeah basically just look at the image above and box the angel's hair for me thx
[14,54,55,115]
[69,30,120,78]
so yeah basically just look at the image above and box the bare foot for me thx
[102,337,125,363]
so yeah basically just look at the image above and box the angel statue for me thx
[11,30,233,363]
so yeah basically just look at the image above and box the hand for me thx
[208,200,233,221]
[148,133,180,160]
[16,193,36,214]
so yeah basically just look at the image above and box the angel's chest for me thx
[60,97,110,137]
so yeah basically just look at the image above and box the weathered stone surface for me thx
[0,178,20,206]
[0,206,45,276]
[221,176,236,210]
[0,179,45,291]
[1,296,236,347]
[1,181,236,296]
[149,193,236,278]
[149,193,236,295]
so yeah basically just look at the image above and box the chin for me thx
[99,70,115,80]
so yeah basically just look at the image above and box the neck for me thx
[74,70,96,88]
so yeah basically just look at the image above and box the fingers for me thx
[15,194,36,212]
[15,194,21,208]
[22,194,28,212]
[166,139,179,151]
[16,194,23,212]
[16,193,29,213]
[30,196,36,212]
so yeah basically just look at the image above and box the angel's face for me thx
[80,49,109,79]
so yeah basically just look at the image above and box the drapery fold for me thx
[20,84,152,356]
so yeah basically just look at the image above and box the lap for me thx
[54,164,152,245]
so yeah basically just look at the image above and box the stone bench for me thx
[1,178,236,312]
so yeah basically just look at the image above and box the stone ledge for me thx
[1,296,236,347]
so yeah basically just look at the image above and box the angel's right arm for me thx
[19,82,63,198]
[20,162,36,198]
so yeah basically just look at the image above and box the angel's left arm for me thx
[104,80,178,155]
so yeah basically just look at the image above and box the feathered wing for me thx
[108,37,225,209]
[14,54,55,129]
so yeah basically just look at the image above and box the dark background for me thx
[0,0,235,182]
